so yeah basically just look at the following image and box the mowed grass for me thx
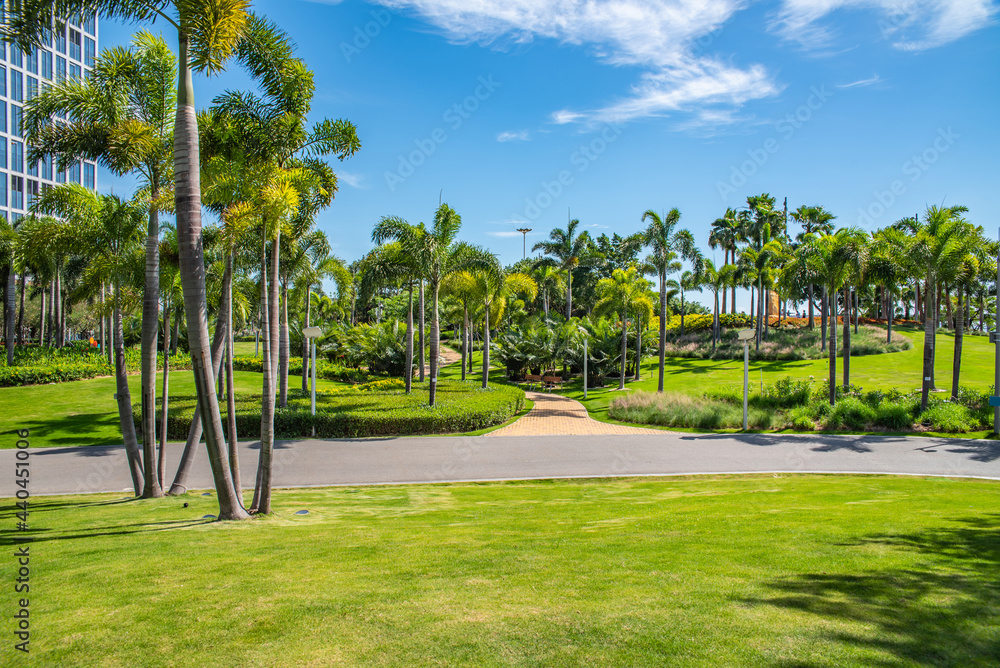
[7,475,998,666]
[562,326,995,428]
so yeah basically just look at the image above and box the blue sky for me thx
[101,0,1000,309]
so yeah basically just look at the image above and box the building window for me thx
[11,142,23,174]
[41,49,52,80]
[26,76,37,101]
[69,63,81,80]
[0,173,6,207]
[84,162,95,190]
[56,167,65,184]
[25,46,38,74]
[11,175,23,210]
[68,161,81,184]
[10,105,20,137]
[83,12,96,35]
[27,157,38,178]
[0,103,6,134]
[41,154,53,181]
[0,139,6,169]
[69,30,81,61]
[11,70,21,102]
[56,27,67,54]
[10,47,23,68]
[56,56,66,82]
[84,38,95,67]
[25,179,38,209]
[0,66,5,97]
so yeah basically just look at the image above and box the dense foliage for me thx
[0,343,189,387]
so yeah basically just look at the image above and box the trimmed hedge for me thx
[0,345,190,387]
[139,380,525,439]
[231,355,371,384]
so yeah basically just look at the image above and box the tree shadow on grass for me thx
[18,412,122,447]
[740,514,1000,666]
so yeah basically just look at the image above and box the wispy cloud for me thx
[772,0,997,51]
[486,230,531,238]
[380,0,779,127]
[837,73,881,88]
[337,171,366,189]
[497,130,530,142]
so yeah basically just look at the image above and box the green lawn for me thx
[8,475,998,666]
[560,326,995,430]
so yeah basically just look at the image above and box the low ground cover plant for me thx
[609,377,989,434]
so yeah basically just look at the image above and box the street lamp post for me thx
[303,326,322,437]
[738,329,755,430]
[516,227,532,260]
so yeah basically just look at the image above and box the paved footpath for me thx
[3,429,997,496]
[489,391,663,436]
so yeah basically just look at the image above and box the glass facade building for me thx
[1,13,98,224]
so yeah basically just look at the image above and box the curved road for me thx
[4,431,998,496]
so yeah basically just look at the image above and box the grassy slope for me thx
[560,326,994,432]
[10,476,998,666]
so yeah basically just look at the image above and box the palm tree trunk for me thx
[405,281,414,392]
[172,36,247,519]
[429,283,440,405]
[113,282,144,496]
[920,276,935,411]
[279,282,289,408]
[945,285,953,329]
[887,292,894,344]
[159,305,170,490]
[39,283,46,347]
[634,312,641,381]
[712,292,719,354]
[140,200,162,498]
[853,289,859,334]
[301,287,310,393]
[755,279,763,353]
[418,280,425,381]
[16,271,25,344]
[481,300,490,389]
[843,286,851,389]
[6,266,15,365]
[566,270,573,318]
[721,250,728,314]
[171,315,179,355]
[828,288,837,405]
[821,286,827,352]
[225,255,240,498]
[951,285,964,399]
[730,250,737,314]
[618,316,627,391]
[807,283,815,329]
[657,268,666,393]
[254,232,279,514]
[460,303,467,383]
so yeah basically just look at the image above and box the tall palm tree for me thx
[373,204,492,406]
[708,208,740,314]
[471,265,535,388]
[360,242,420,391]
[701,259,737,352]
[26,32,177,499]
[531,263,566,320]
[802,228,868,405]
[441,270,479,382]
[791,205,836,329]
[640,208,697,392]
[532,218,592,319]
[594,267,655,391]
[36,185,147,493]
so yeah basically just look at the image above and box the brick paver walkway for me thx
[487,390,664,436]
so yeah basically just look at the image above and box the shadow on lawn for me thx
[664,358,814,375]
[743,514,1000,667]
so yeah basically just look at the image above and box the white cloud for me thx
[379,0,779,127]
[337,171,366,189]
[487,230,532,238]
[772,0,997,51]
[497,130,530,142]
[836,73,881,88]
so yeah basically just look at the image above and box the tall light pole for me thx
[738,329,755,430]
[303,326,322,437]
[993,227,1000,434]
[516,227,532,260]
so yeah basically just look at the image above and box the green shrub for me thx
[922,402,973,433]
[788,406,816,431]
[140,381,524,439]
[0,345,189,387]
[232,356,370,384]
[873,400,915,430]
[824,397,875,430]
[609,391,742,429]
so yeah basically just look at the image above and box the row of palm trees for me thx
[4,9,359,520]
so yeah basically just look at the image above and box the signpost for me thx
[303,326,322,436]
[738,329,755,430]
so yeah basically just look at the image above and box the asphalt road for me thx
[2,431,998,497]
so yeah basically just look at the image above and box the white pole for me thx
[583,337,588,400]
[311,338,317,438]
[743,342,749,430]
[994,226,1000,434]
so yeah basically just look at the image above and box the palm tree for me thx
[36,185,147,493]
[708,208,740,314]
[360,242,420,391]
[532,263,566,320]
[471,265,535,388]
[373,204,492,406]
[701,260,737,352]
[532,218,592,318]
[791,206,836,329]
[0,219,17,364]
[943,226,989,399]
[441,270,479,382]
[640,208,697,392]
[26,32,177,498]
[802,228,868,405]
[594,267,655,391]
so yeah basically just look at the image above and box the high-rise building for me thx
[2,12,99,224]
